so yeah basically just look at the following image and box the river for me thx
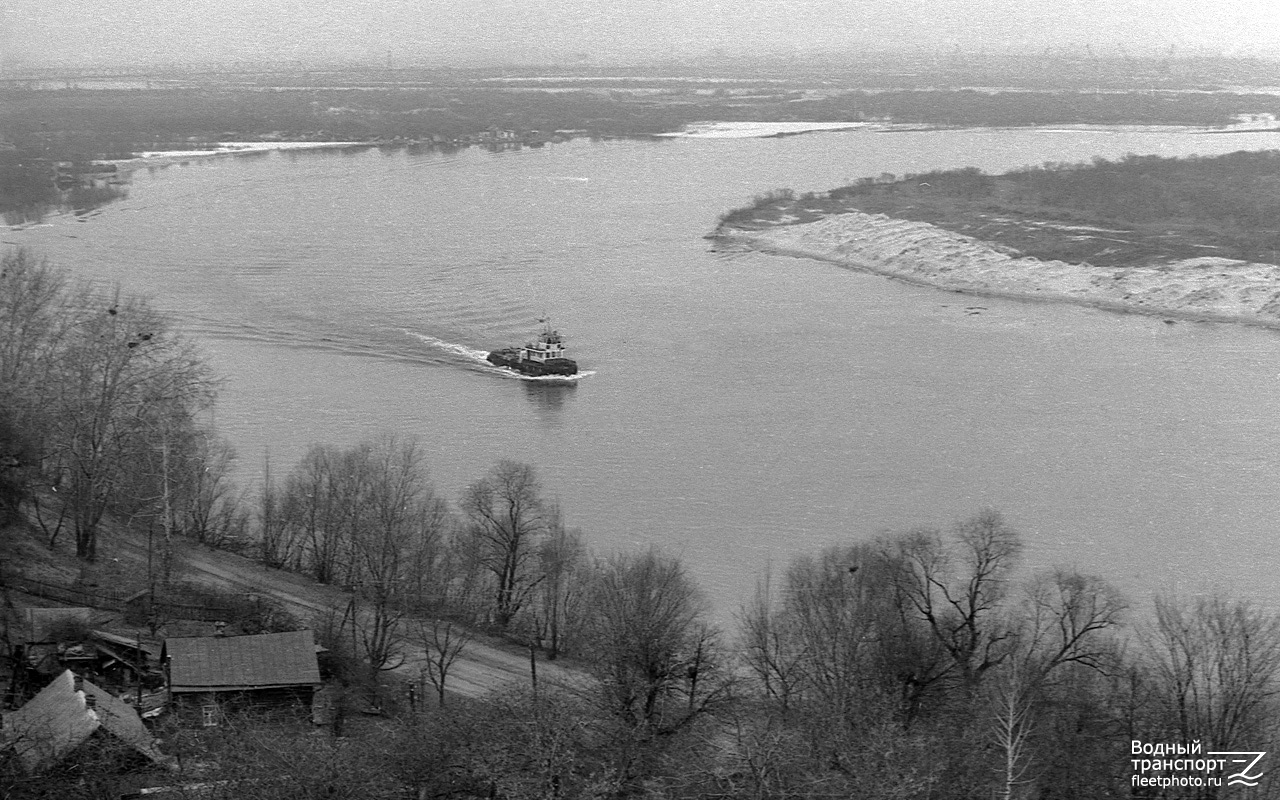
[8,126,1280,620]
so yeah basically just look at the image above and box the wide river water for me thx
[8,126,1280,621]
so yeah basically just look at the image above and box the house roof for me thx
[163,630,321,693]
[93,630,160,659]
[0,670,168,774]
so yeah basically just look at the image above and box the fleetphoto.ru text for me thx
[1132,740,1266,790]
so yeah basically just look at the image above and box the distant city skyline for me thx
[2,0,1278,70]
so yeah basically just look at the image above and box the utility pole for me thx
[529,642,538,699]
[136,630,144,706]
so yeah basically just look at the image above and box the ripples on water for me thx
[10,129,1280,619]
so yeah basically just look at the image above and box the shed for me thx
[0,670,169,774]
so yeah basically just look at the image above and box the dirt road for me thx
[168,539,587,700]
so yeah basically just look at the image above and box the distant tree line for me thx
[882,151,1280,261]
[721,151,1280,265]
[798,89,1270,128]
[5,85,1274,153]
[900,151,1280,233]
[6,79,1280,222]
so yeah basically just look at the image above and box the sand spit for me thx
[724,211,1280,328]
[108,141,367,171]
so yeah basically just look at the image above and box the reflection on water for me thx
[68,185,129,216]
[3,171,129,226]
[279,144,376,164]
[3,204,51,227]
[523,380,576,413]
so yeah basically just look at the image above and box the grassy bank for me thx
[718,150,1280,267]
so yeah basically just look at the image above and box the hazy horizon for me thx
[3,0,1280,72]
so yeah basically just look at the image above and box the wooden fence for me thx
[2,574,239,622]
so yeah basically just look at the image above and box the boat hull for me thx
[486,349,578,376]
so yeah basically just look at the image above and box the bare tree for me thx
[0,249,72,423]
[1145,595,1280,751]
[279,444,346,583]
[585,556,729,796]
[44,290,213,560]
[435,528,491,624]
[1020,568,1126,676]
[1,255,218,561]
[399,499,454,614]
[583,549,730,741]
[415,618,472,707]
[256,451,304,570]
[114,385,222,583]
[991,655,1037,800]
[738,568,808,713]
[0,250,69,523]
[275,437,449,675]
[530,506,587,659]
[987,568,1126,799]
[0,405,35,523]
[881,509,1023,692]
[459,460,549,628]
[744,545,895,722]
[349,437,440,673]
[354,445,407,672]
[178,429,246,548]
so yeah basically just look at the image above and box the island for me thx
[712,150,1280,327]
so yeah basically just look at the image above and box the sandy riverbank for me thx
[108,141,368,171]
[721,211,1280,328]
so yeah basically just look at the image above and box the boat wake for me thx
[496,368,596,383]
[190,318,446,366]
[408,331,594,381]
[410,333,493,365]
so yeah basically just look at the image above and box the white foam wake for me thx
[408,331,594,380]
[503,369,596,383]
[409,332,492,364]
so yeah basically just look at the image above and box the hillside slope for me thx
[1,521,586,701]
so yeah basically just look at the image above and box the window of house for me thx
[202,704,219,727]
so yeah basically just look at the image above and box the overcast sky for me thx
[4,0,1279,68]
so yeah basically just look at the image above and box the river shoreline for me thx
[717,211,1280,330]
[105,141,371,172]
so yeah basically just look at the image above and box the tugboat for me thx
[486,320,579,377]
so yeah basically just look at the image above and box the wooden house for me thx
[162,630,321,724]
